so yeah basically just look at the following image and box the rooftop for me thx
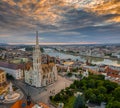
[25,62,55,73]
[0,62,24,70]
[11,100,50,108]
[63,61,74,66]
[33,102,50,108]
[11,100,34,108]
[0,69,4,74]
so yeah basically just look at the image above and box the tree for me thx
[88,75,104,80]
[49,96,53,100]
[106,101,120,108]
[74,80,82,89]
[70,84,76,89]
[104,94,114,103]
[79,79,87,88]
[65,89,73,96]
[67,72,72,77]
[87,79,95,88]
[72,68,78,72]
[6,73,15,80]
[81,86,87,91]
[103,80,118,93]
[79,74,82,79]
[54,93,61,102]
[97,94,105,104]
[73,95,85,108]
[93,89,100,96]
[96,80,104,87]
[113,87,120,101]
[98,86,107,94]
[85,89,93,100]
[40,48,44,52]
[89,93,96,103]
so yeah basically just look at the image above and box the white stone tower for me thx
[32,31,42,87]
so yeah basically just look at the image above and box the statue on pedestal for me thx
[9,82,13,95]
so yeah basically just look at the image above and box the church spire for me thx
[36,31,39,46]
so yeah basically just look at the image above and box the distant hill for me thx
[0,43,9,46]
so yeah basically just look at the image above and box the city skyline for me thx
[0,0,120,44]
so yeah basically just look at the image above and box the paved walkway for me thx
[34,75,73,108]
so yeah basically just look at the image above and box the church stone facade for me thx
[25,31,58,87]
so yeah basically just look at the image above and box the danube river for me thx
[44,48,120,67]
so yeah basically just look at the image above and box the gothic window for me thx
[43,75,45,79]
[37,58,38,63]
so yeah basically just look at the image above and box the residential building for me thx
[0,69,6,87]
[0,62,24,79]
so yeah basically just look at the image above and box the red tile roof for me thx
[108,74,120,78]
[105,66,119,74]
[11,100,34,108]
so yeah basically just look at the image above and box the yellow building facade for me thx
[0,69,6,87]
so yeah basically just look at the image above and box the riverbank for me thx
[58,50,120,61]
[44,48,120,67]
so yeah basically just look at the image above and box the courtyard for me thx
[12,75,73,108]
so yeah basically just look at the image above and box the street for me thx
[16,75,73,108]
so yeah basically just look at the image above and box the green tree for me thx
[98,86,107,94]
[79,79,87,88]
[70,84,76,89]
[89,93,96,103]
[40,48,44,52]
[97,94,105,104]
[87,79,95,88]
[65,89,73,96]
[104,94,114,103]
[81,86,87,91]
[113,87,120,101]
[79,74,82,79]
[54,93,61,102]
[73,95,85,108]
[92,89,100,96]
[85,89,93,100]
[74,80,81,88]
[96,80,104,87]
[106,101,120,108]
[67,72,72,77]
[104,80,118,93]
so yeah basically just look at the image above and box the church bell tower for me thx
[32,31,42,87]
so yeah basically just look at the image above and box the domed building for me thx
[24,31,58,87]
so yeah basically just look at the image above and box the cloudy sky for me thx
[0,0,120,45]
